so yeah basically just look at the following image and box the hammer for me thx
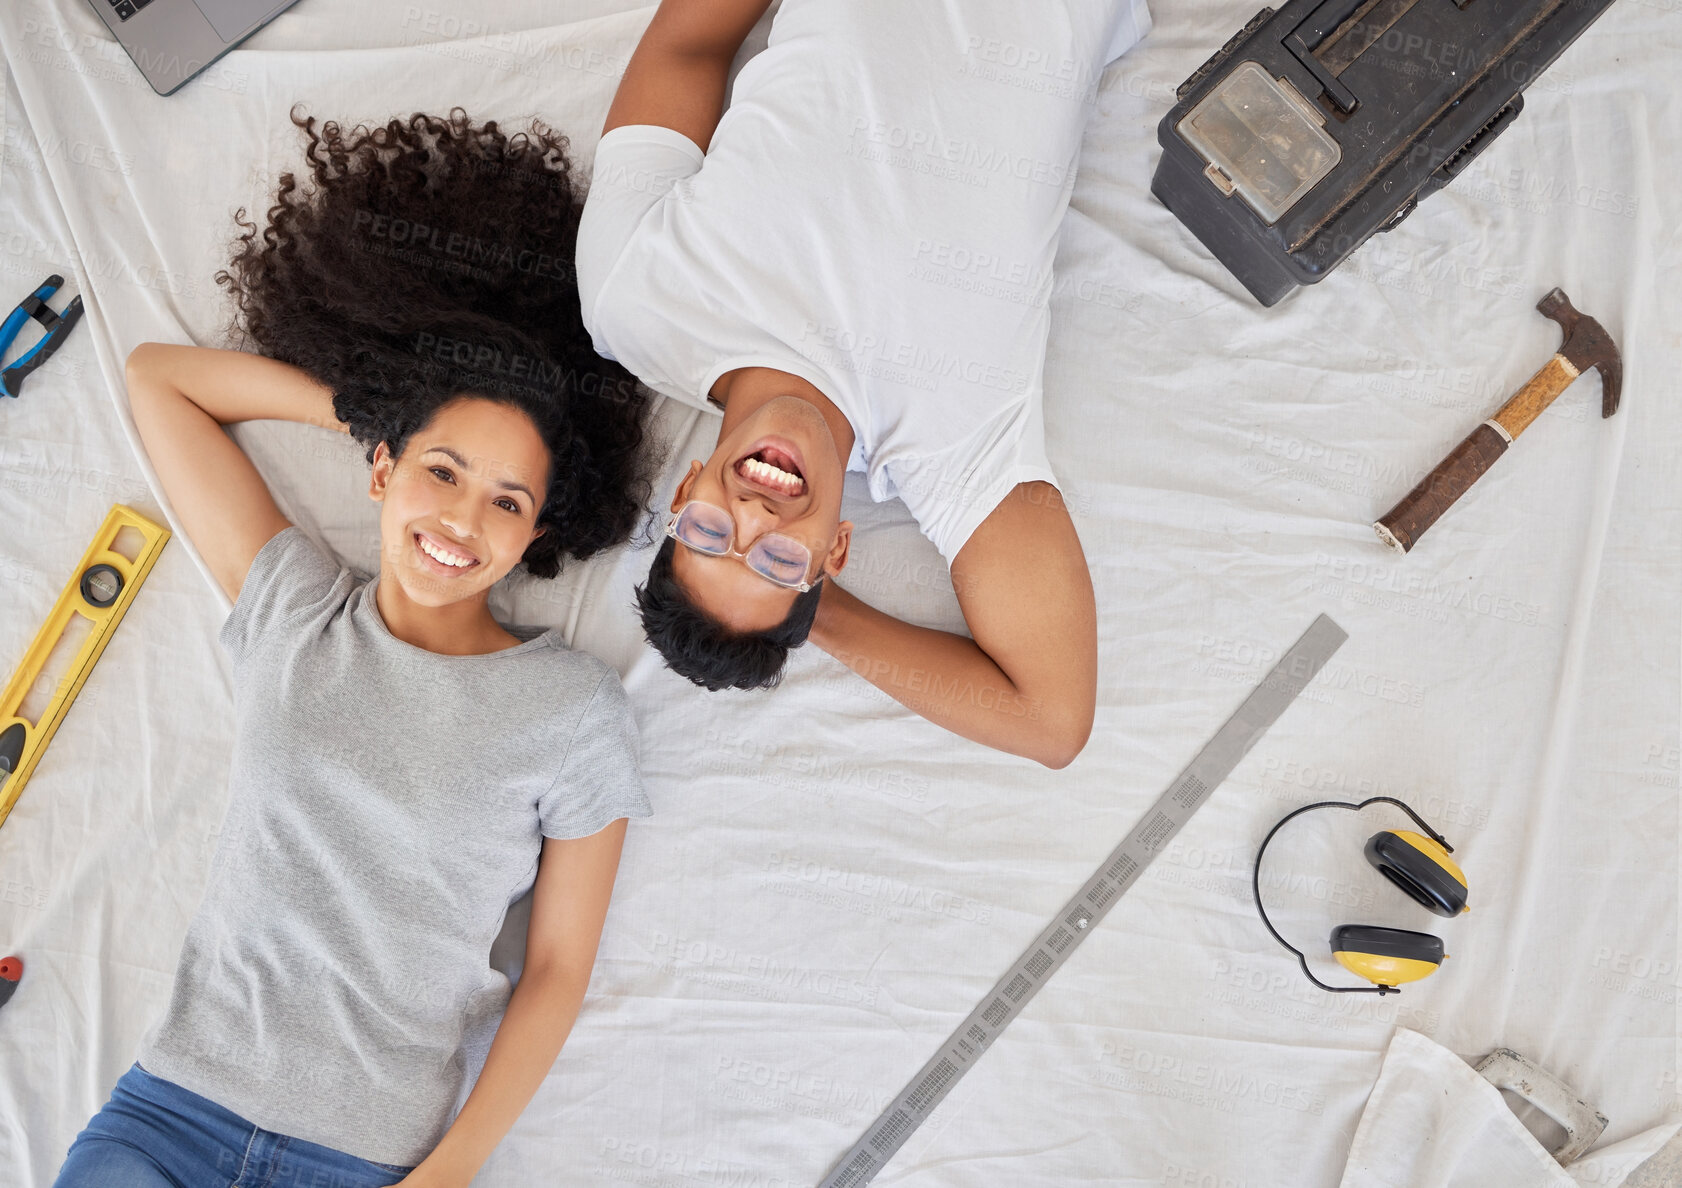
[1375,288,1622,553]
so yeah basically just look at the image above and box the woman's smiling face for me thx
[369,396,551,607]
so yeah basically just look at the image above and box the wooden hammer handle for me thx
[1490,355,1580,440]
[1374,422,1509,553]
[1375,354,1582,553]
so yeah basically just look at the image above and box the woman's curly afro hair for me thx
[216,105,654,578]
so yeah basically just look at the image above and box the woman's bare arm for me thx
[405,821,630,1187]
[808,482,1098,769]
[125,343,348,602]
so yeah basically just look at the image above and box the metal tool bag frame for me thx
[1150,0,1618,306]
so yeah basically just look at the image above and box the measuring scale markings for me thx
[817,614,1349,1187]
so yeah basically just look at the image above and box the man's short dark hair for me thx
[634,538,824,691]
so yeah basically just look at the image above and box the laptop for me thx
[84,0,304,96]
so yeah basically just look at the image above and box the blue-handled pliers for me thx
[1,275,84,400]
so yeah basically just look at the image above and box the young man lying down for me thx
[577,0,1151,768]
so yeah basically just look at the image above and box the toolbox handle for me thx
[1291,0,1366,50]
[1285,0,1365,112]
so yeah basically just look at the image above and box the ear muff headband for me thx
[1252,796,1456,996]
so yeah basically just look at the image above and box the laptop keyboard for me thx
[110,0,154,21]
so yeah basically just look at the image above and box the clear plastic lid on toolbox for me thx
[1177,61,1341,225]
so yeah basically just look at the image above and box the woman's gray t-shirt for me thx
[135,527,651,1167]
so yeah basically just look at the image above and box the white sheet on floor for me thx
[0,1,1677,1186]
[1338,1026,1636,1188]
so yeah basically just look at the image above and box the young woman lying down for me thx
[53,108,655,1188]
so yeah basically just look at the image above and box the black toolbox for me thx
[1150,0,1618,306]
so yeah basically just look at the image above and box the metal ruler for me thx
[817,614,1348,1187]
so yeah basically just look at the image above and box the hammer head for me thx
[1537,287,1622,417]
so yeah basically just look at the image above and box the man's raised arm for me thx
[808,483,1099,769]
[603,0,777,150]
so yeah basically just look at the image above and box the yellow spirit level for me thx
[0,505,169,830]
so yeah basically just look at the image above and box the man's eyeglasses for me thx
[666,501,815,592]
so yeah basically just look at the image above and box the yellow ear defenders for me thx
[1251,796,1469,995]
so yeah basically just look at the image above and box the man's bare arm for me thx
[603,0,777,150]
[808,483,1098,769]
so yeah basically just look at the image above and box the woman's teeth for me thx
[417,534,475,568]
[740,456,805,494]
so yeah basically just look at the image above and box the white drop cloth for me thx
[1338,1027,1682,1188]
[0,1,1677,1186]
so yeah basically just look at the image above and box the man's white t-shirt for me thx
[577,0,1151,564]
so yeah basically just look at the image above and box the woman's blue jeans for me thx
[53,1062,416,1188]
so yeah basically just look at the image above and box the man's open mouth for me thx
[735,442,806,496]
